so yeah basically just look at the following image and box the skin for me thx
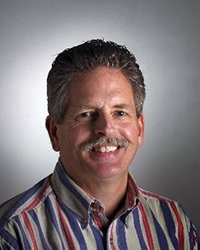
[46,66,144,217]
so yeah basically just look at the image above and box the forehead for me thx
[68,66,134,100]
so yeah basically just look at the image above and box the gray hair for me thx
[47,39,146,123]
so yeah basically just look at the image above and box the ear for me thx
[45,115,60,152]
[137,113,144,147]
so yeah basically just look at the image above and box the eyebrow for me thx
[78,104,134,111]
[112,104,134,110]
[78,105,97,111]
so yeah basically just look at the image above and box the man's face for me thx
[47,67,144,186]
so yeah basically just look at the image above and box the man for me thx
[0,40,199,249]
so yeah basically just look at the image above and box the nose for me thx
[92,112,115,136]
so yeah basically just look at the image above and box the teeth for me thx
[95,146,117,153]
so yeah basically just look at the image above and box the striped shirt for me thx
[0,161,199,249]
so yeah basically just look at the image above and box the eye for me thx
[76,111,97,121]
[114,110,127,117]
[81,112,91,118]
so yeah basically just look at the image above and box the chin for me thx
[86,162,128,180]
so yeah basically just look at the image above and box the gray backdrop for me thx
[0,0,199,232]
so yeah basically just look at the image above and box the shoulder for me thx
[138,188,199,236]
[139,188,176,205]
[0,175,52,229]
[138,188,186,219]
[137,188,195,234]
[137,188,200,247]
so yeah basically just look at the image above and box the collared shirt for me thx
[0,161,199,249]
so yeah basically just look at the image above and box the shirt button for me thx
[110,238,114,244]
[81,218,88,229]
[81,218,87,224]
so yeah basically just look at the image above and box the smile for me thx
[93,145,118,153]
[81,136,129,152]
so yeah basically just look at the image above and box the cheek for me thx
[119,123,139,143]
[66,124,92,146]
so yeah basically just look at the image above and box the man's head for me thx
[47,39,145,124]
[46,40,145,187]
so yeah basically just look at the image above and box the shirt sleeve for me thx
[180,203,200,250]
[188,220,200,250]
[0,222,22,250]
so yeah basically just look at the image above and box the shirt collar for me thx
[51,160,92,224]
[51,160,141,227]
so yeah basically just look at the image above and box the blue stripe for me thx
[29,210,50,250]
[13,217,31,250]
[45,197,65,250]
[151,211,168,249]
[189,221,194,248]
[89,218,105,249]
[133,208,148,250]
[0,228,20,249]
[1,241,14,250]
[189,222,200,248]
[60,201,87,250]
[116,218,128,250]
[160,200,179,249]
[56,162,89,210]
[0,177,49,227]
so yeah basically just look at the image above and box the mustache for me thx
[80,136,129,151]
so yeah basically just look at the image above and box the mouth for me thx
[81,136,129,153]
[92,145,118,153]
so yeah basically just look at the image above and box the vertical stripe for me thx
[21,212,39,250]
[133,209,148,250]
[170,202,184,249]
[139,203,155,250]
[56,162,89,210]
[90,219,105,249]
[14,217,31,250]
[61,202,87,250]
[110,222,116,250]
[160,200,179,249]
[189,225,194,249]
[56,202,76,250]
[116,218,128,250]
[92,211,104,230]
[189,223,199,248]
[45,197,65,250]
[29,210,50,250]
[1,162,199,250]
[151,212,168,249]
[127,176,135,205]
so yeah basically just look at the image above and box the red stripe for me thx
[127,176,135,207]
[170,202,184,249]
[93,211,104,230]
[110,222,116,250]
[24,179,51,212]
[22,212,39,250]
[56,202,76,250]
[139,203,155,250]
[140,189,171,201]
[128,175,139,197]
